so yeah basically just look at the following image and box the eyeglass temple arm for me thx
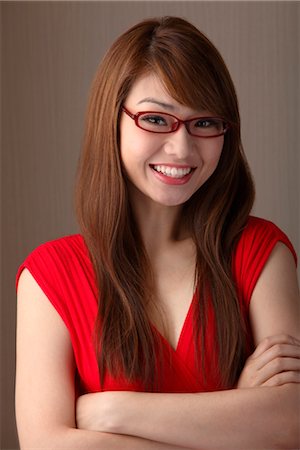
[122,106,136,119]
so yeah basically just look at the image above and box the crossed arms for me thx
[15,244,300,449]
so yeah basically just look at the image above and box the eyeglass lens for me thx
[138,112,225,137]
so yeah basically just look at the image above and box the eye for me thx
[195,119,218,128]
[140,114,169,127]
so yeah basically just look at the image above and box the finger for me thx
[251,335,300,359]
[252,335,300,358]
[249,344,300,375]
[248,356,300,386]
[261,356,300,382]
[262,370,300,387]
[247,356,300,387]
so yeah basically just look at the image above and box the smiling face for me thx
[120,73,224,209]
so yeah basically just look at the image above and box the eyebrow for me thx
[137,98,175,110]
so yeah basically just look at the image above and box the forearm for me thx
[20,427,187,450]
[107,384,299,449]
[19,426,190,450]
[76,334,300,449]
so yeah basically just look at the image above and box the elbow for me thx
[274,420,300,450]
[289,423,300,449]
[282,411,300,449]
[17,425,73,449]
[271,384,300,449]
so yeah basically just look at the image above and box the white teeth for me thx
[153,165,192,178]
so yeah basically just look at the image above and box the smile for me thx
[152,165,193,179]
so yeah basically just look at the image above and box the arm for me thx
[15,269,190,450]
[76,243,300,449]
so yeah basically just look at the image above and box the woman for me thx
[16,16,299,449]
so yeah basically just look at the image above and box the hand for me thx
[237,334,300,388]
[76,391,114,432]
[76,392,193,449]
[76,392,101,431]
[76,391,131,433]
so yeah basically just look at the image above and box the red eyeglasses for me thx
[122,106,230,138]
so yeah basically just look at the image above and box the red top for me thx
[16,217,297,394]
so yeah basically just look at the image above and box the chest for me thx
[149,250,197,350]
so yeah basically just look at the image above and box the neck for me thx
[128,187,188,254]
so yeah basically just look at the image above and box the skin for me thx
[120,73,224,210]
[74,245,300,449]
[15,73,300,449]
[119,73,224,339]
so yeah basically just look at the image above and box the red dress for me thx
[16,217,297,394]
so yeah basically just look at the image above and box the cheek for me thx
[120,119,137,167]
[202,138,224,168]
[120,139,142,171]
[119,129,138,171]
[120,137,150,183]
[212,149,223,169]
[120,132,157,171]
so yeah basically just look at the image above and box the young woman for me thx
[16,16,300,449]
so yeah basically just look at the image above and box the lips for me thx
[152,165,192,179]
[150,164,195,185]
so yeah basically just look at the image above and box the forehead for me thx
[125,73,210,116]
[126,73,174,106]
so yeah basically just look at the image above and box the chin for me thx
[152,195,192,207]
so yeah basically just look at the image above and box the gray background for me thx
[1,1,299,448]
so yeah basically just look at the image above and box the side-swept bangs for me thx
[97,16,241,137]
[76,16,255,390]
[146,23,239,127]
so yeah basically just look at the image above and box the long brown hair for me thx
[76,16,255,389]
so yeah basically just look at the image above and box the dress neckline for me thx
[150,288,197,353]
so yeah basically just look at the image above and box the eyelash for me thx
[142,115,167,125]
[195,120,216,128]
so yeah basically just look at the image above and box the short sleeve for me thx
[233,217,297,308]
[16,235,101,392]
[16,235,97,337]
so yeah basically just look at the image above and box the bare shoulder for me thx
[17,268,69,334]
[249,242,300,344]
[16,269,76,446]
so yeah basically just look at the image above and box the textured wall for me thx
[2,2,299,448]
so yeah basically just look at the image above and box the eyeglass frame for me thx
[122,106,231,138]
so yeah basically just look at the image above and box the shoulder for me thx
[17,234,90,278]
[26,234,88,259]
[16,234,97,332]
[241,215,289,238]
[236,216,297,262]
[233,216,297,306]
[16,233,95,298]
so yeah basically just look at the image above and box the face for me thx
[120,73,224,208]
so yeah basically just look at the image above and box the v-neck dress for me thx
[16,216,297,394]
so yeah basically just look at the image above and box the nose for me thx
[163,123,194,159]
